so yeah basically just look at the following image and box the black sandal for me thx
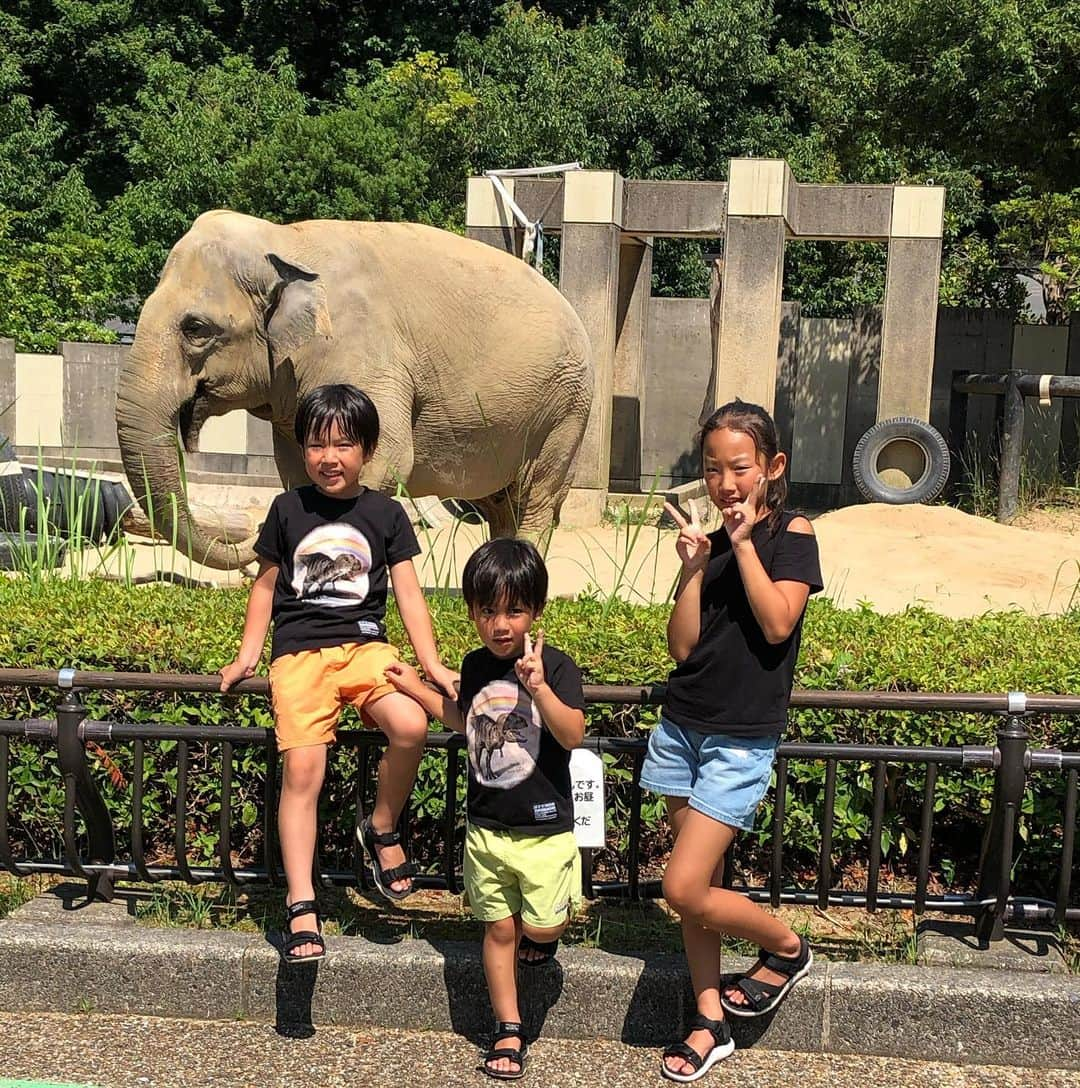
[518,934,559,967]
[358,817,417,901]
[660,1013,734,1082]
[480,1021,528,1080]
[720,935,813,1018]
[280,899,326,964]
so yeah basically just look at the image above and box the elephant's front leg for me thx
[359,389,416,497]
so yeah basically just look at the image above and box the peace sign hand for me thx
[721,474,767,546]
[515,630,547,694]
[664,499,711,572]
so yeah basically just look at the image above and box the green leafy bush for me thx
[0,580,1077,901]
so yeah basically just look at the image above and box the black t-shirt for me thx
[457,644,586,835]
[254,485,420,660]
[662,510,823,738]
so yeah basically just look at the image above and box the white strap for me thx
[1038,373,1052,407]
[485,163,581,271]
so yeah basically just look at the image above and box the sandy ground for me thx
[27,491,1080,618]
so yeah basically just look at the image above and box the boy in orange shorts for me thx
[220,384,457,963]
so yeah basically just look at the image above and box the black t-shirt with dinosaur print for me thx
[254,485,420,661]
[456,644,586,835]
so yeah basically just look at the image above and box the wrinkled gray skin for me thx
[116,211,593,569]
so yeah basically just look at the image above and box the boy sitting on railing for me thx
[386,538,586,1080]
[219,384,457,963]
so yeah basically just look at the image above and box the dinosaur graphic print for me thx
[290,523,373,607]
[466,680,541,790]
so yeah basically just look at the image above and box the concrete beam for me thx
[622,181,727,237]
[791,185,893,240]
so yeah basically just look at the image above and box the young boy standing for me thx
[386,538,586,1080]
[220,384,457,963]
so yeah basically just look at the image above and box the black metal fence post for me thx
[974,694,1030,944]
[55,680,116,901]
[997,370,1024,523]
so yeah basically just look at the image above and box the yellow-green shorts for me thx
[463,823,581,928]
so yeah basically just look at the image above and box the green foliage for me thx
[0,0,1078,341]
[0,579,1077,901]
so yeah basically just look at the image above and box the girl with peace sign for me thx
[641,401,824,1082]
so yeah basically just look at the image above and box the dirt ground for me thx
[41,490,1080,618]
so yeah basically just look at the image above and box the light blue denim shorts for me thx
[639,716,779,830]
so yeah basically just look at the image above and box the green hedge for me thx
[1,579,1078,898]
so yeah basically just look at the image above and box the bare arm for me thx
[219,559,278,690]
[515,633,586,750]
[384,661,465,732]
[663,500,711,663]
[732,517,814,644]
[389,558,459,696]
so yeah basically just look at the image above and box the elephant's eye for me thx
[180,315,218,343]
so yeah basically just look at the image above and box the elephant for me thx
[116,210,593,570]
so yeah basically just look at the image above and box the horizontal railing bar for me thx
[15,855,1073,921]
[6,720,1078,770]
[2,669,1080,714]
[953,373,1080,399]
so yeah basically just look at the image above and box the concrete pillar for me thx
[0,339,15,452]
[714,159,792,412]
[611,237,652,493]
[465,176,521,255]
[878,187,945,421]
[559,170,624,523]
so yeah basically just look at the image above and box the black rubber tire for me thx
[852,417,950,504]
[0,465,30,532]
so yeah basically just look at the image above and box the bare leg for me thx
[278,744,327,958]
[662,803,802,1074]
[363,691,429,894]
[483,914,525,1076]
[519,918,568,964]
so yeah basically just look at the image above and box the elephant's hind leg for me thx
[509,406,589,539]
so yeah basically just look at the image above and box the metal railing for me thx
[951,370,1080,523]
[0,668,1077,944]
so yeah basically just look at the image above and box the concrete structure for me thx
[467,161,948,515]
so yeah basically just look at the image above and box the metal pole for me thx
[997,370,1024,523]
[55,685,116,901]
[974,696,1029,944]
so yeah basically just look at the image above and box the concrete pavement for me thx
[0,1012,1078,1088]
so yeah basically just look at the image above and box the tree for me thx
[995,192,1080,324]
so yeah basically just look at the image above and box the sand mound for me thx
[813,503,1080,617]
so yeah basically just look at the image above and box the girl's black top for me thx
[661,509,823,738]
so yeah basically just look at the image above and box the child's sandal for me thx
[280,899,326,964]
[358,817,417,901]
[517,934,559,967]
[480,1021,528,1080]
[660,1014,734,1082]
[720,935,813,1018]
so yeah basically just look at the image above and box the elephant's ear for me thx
[263,253,333,364]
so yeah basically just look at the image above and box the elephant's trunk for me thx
[116,354,259,571]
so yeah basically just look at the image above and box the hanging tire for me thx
[852,417,950,505]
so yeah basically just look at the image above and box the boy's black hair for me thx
[294,384,379,457]
[462,538,548,614]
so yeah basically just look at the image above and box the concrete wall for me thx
[8,342,277,485]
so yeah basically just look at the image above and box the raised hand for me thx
[721,474,767,546]
[514,630,547,694]
[664,498,711,572]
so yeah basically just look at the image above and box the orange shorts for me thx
[269,641,401,751]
